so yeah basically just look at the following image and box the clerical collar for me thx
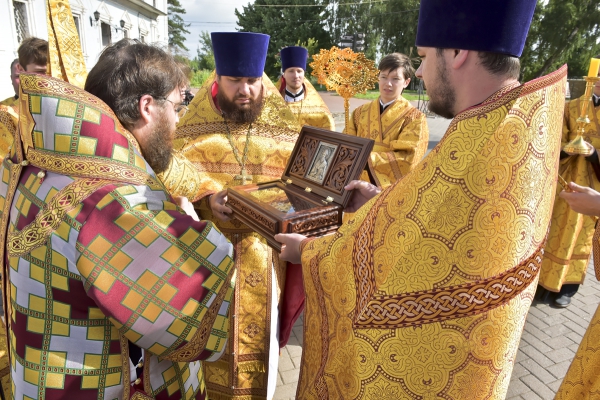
[285,87,305,103]
[379,98,396,114]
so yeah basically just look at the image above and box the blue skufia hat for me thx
[280,46,309,71]
[415,0,537,57]
[211,32,270,77]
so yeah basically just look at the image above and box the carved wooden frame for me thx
[228,126,374,250]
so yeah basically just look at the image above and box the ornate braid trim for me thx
[8,178,114,257]
[352,181,401,314]
[353,241,544,328]
[26,149,154,186]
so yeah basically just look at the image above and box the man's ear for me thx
[138,94,154,124]
[450,49,469,70]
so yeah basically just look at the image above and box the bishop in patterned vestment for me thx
[2,41,236,399]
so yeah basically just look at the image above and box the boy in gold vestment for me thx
[276,46,336,131]
[276,0,567,398]
[539,60,600,307]
[158,32,301,400]
[345,52,429,188]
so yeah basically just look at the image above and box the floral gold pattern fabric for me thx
[297,66,567,400]
[540,95,600,291]
[555,303,600,399]
[276,79,336,131]
[46,0,87,88]
[159,72,300,399]
[345,96,429,188]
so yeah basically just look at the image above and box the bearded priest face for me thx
[216,75,265,124]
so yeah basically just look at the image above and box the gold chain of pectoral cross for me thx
[223,118,253,184]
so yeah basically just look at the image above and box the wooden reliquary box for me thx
[227,126,374,251]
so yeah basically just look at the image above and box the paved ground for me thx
[274,263,600,400]
[273,93,600,399]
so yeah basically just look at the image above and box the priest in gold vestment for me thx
[345,52,429,188]
[158,32,300,400]
[539,63,600,307]
[276,46,336,131]
[552,181,600,399]
[276,0,567,398]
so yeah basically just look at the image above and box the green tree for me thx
[322,0,385,61]
[235,0,333,79]
[196,31,216,71]
[168,0,191,52]
[521,0,600,80]
[378,0,420,59]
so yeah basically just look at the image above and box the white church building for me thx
[0,0,169,99]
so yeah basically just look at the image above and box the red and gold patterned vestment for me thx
[345,96,429,188]
[540,94,600,291]
[296,66,567,399]
[158,73,300,399]
[0,74,236,399]
[276,78,336,131]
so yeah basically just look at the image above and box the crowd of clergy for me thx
[0,0,599,399]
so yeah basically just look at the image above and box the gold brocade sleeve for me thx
[372,108,428,176]
[157,152,219,202]
[0,107,17,158]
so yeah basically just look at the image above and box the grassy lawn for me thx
[353,90,427,101]
[322,88,428,101]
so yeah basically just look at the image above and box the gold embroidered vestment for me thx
[158,72,301,399]
[297,67,567,399]
[540,95,600,291]
[345,96,429,188]
[276,79,336,131]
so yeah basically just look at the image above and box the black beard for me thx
[427,55,457,119]
[217,89,264,124]
[141,108,173,174]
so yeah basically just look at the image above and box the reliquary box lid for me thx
[282,126,374,207]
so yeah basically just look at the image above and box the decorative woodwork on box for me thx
[227,126,374,251]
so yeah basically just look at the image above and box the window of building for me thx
[13,0,30,43]
[72,14,84,49]
[140,34,146,43]
[123,29,129,39]
[101,22,111,47]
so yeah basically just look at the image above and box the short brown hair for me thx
[85,39,186,130]
[435,48,520,80]
[18,37,48,68]
[378,53,415,80]
[477,52,520,80]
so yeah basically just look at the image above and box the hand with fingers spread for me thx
[559,182,600,216]
[344,180,381,213]
[209,190,232,222]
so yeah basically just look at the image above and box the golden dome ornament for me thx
[310,47,379,132]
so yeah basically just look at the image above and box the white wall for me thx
[0,0,168,100]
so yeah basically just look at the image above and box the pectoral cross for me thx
[234,168,253,185]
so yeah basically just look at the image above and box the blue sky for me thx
[179,0,250,55]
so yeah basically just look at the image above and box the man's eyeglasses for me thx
[163,98,189,118]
